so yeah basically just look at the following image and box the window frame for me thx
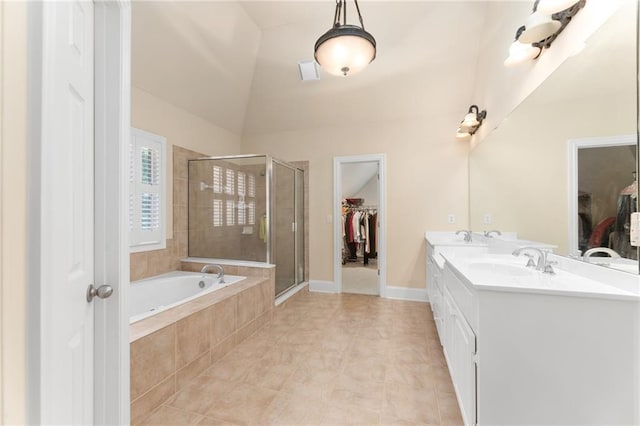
[129,127,167,253]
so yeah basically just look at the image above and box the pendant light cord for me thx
[354,0,366,30]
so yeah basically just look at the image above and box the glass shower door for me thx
[272,161,296,296]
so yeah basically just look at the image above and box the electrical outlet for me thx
[448,214,456,224]
[483,213,492,224]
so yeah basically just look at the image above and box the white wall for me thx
[131,87,243,239]
[1,1,28,423]
[470,0,627,145]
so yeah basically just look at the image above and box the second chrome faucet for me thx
[513,247,555,274]
[201,264,225,283]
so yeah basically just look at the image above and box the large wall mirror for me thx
[469,2,639,273]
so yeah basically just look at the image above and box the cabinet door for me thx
[444,290,477,426]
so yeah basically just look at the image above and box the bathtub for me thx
[130,270,245,323]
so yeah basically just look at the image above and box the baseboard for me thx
[384,286,429,302]
[309,280,339,293]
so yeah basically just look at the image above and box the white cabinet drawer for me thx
[443,265,478,332]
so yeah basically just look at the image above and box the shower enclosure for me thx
[188,155,305,297]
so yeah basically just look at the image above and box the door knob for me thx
[86,284,113,302]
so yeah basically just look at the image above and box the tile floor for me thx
[140,292,463,425]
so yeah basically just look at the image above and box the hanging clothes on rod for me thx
[341,200,378,265]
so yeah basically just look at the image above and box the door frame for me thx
[27,1,131,423]
[333,154,387,296]
[93,1,131,424]
[567,134,636,256]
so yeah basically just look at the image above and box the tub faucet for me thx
[201,264,225,283]
[513,247,555,274]
[484,230,502,238]
[456,230,473,243]
[583,247,621,264]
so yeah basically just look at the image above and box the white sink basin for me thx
[468,262,534,277]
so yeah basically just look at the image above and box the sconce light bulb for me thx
[504,40,541,67]
[462,112,479,127]
[455,128,471,139]
[519,12,561,44]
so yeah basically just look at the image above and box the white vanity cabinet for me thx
[425,233,640,426]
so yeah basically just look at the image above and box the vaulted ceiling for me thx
[131,1,489,136]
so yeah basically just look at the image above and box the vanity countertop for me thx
[440,251,640,302]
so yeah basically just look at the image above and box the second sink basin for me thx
[468,261,534,277]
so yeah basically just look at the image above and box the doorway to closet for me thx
[334,155,387,297]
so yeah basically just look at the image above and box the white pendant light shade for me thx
[519,12,561,43]
[537,0,580,15]
[455,129,471,139]
[314,26,376,76]
[503,40,541,67]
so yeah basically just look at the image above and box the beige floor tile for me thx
[158,292,462,426]
[319,403,381,425]
[139,405,204,426]
[165,377,238,415]
[262,391,327,425]
[243,359,297,391]
[437,394,465,426]
[204,383,278,424]
[329,373,385,412]
[383,382,440,425]
[385,362,436,389]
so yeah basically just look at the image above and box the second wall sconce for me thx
[456,105,487,139]
[504,0,586,67]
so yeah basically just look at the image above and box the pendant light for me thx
[314,0,377,77]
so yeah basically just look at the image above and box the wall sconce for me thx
[504,0,586,67]
[455,105,487,139]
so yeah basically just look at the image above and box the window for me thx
[226,200,235,226]
[213,199,223,227]
[237,172,246,196]
[225,169,235,195]
[247,201,256,225]
[212,166,223,193]
[248,174,256,197]
[237,201,246,225]
[130,128,166,252]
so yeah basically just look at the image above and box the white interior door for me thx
[40,1,95,423]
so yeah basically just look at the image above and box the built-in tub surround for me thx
[129,271,246,323]
[130,268,275,424]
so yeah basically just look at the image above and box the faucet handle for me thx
[523,253,536,268]
[543,261,557,275]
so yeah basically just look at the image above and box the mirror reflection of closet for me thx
[341,162,379,295]
[578,145,637,261]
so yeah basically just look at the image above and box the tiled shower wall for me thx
[188,159,267,261]
[130,146,203,281]
[130,147,310,284]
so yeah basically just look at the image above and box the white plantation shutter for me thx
[248,174,256,197]
[130,128,166,252]
[226,200,235,226]
[212,166,223,193]
[213,199,223,227]
[247,201,255,225]
[237,172,246,196]
[225,169,235,195]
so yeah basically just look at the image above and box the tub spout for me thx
[201,264,225,283]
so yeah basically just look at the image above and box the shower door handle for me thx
[86,284,114,302]
[292,222,296,232]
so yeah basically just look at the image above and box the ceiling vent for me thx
[298,60,320,81]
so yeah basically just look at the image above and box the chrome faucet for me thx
[512,247,555,274]
[201,264,225,283]
[583,247,621,264]
[484,230,502,238]
[456,230,473,243]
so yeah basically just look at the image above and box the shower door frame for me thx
[270,157,306,296]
